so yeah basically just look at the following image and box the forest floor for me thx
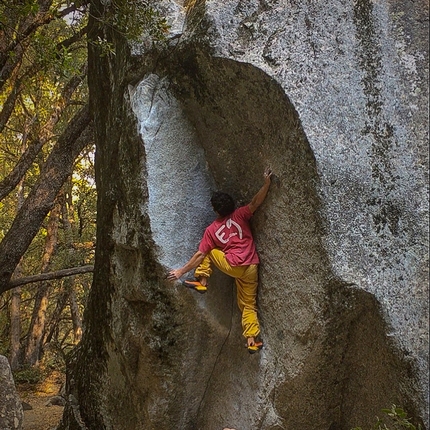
[17,370,65,430]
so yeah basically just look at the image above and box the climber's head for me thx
[211,192,235,217]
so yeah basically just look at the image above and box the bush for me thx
[13,366,44,384]
[351,405,422,430]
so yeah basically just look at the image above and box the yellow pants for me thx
[194,249,260,339]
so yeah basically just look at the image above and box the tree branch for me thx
[0,63,38,134]
[56,25,88,52]
[0,65,88,201]
[8,265,94,290]
[0,104,92,293]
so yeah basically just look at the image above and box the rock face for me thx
[0,355,23,430]
[60,1,428,429]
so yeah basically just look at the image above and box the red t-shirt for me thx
[198,205,259,266]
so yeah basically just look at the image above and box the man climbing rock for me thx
[168,168,272,353]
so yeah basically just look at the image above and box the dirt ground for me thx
[16,371,65,430]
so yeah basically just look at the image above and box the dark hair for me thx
[211,192,235,217]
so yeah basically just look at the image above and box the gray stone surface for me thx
[0,355,23,430]
[63,0,428,429]
[129,74,215,271]
[181,0,429,366]
[133,0,428,426]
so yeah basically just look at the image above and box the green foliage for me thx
[13,366,44,384]
[351,405,422,430]
[0,1,94,371]
[20,1,40,16]
[106,0,169,40]
[91,0,170,53]
[92,36,116,57]
[0,0,89,236]
[41,341,67,372]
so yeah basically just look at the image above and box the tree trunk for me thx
[9,287,21,371]
[44,288,70,346]
[24,201,61,366]
[59,6,143,426]
[69,289,82,343]
[61,185,83,344]
[23,283,49,366]
[8,143,26,370]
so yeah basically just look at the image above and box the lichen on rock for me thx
[0,355,23,430]
[60,1,428,429]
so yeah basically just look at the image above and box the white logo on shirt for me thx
[215,219,243,244]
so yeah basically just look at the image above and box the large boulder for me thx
[0,355,23,430]
[60,1,428,429]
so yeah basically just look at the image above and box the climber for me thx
[167,168,272,354]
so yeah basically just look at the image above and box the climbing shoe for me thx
[247,341,263,354]
[182,279,207,294]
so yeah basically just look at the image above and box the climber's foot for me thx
[182,279,207,294]
[246,337,263,354]
[197,276,208,287]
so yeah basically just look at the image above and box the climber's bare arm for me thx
[248,168,272,213]
[167,251,207,280]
